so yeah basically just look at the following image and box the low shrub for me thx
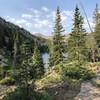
[3,86,52,100]
[63,62,95,81]
[65,77,81,90]
[34,91,52,100]
[0,66,13,80]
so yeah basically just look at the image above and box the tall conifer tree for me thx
[32,46,44,78]
[94,4,100,47]
[49,7,64,66]
[16,41,36,100]
[68,5,87,64]
[93,4,100,61]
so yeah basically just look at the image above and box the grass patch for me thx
[35,70,61,89]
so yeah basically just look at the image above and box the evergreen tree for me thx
[21,40,32,61]
[49,7,64,67]
[15,41,36,100]
[93,4,100,60]
[94,4,100,44]
[16,40,34,83]
[68,5,87,64]
[32,46,44,78]
[16,57,36,100]
[88,33,97,62]
[20,40,44,77]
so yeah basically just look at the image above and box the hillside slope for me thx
[0,17,48,53]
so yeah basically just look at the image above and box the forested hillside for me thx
[0,17,48,66]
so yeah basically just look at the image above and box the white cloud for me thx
[33,9,40,14]
[25,22,33,28]
[61,10,73,22]
[28,8,40,18]
[42,6,49,12]
[6,16,15,22]
[6,8,94,35]
[34,23,42,28]
[61,15,67,22]
[5,9,73,35]
[46,11,55,20]
[84,18,95,32]
[33,18,52,28]
[40,20,50,26]
[46,10,73,23]
[21,14,33,18]
[5,16,31,28]
[15,19,27,24]
[62,10,73,17]
[28,8,40,14]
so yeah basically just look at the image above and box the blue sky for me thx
[0,0,100,36]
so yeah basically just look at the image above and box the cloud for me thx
[6,16,15,22]
[28,8,40,14]
[46,10,73,22]
[15,19,27,24]
[4,7,78,35]
[21,14,33,19]
[4,5,95,36]
[25,22,33,28]
[40,20,50,26]
[34,23,42,28]
[84,18,95,32]
[62,10,73,17]
[33,18,52,28]
[41,6,49,12]
[6,16,32,28]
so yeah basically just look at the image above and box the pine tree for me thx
[92,4,100,62]
[68,5,87,64]
[15,41,37,100]
[16,57,36,100]
[49,7,64,67]
[20,40,44,78]
[93,4,100,60]
[94,4,100,45]
[21,40,32,60]
[16,40,34,82]
[32,46,44,78]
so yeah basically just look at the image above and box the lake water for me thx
[42,53,68,72]
[42,53,49,72]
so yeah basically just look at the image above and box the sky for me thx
[0,0,100,36]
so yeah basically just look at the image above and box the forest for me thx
[0,3,100,100]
